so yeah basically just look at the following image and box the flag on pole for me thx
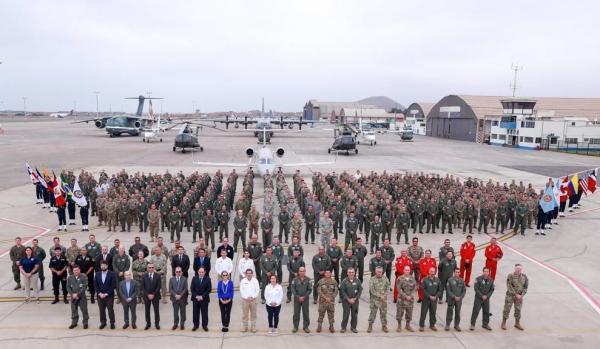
[559,177,569,203]
[553,178,561,207]
[25,163,38,184]
[35,167,47,189]
[53,174,66,206]
[568,173,579,195]
[579,171,589,196]
[72,178,88,207]
[539,185,556,213]
[589,169,597,193]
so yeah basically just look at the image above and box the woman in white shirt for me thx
[237,250,255,280]
[264,274,283,333]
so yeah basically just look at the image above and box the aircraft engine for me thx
[134,120,142,128]
[94,120,106,128]
[276,147,285,157]
[234,122,240,128]
[245,148,254,157]
[288,124,294,129]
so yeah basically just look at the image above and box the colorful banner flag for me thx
[568,173,579,196]
[25,163,38,184]
[72,178,88,207]
[589,169,597,194]
[539,185,556,213]
[35,167,48,189]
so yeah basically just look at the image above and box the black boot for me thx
[40,279,45,291]
[63,295,69,304]
[52,296,59,304]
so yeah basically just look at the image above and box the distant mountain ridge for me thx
[356,96,404,111]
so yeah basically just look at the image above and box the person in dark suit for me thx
[142,263,161,330]
[191,266,212,331]
[169,267,188,330]
[95,247,113,272]
[193,248,211,276]
[171,246,191,278]
[119,271,137,329]
[94,260,117,329]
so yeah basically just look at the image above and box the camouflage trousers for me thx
[368,298,387,325]
[502,295,523,320]
[317,301,335,324]
[396,301,413,322]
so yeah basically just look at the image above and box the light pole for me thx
[22,97,27,116]
[93,91,100,118]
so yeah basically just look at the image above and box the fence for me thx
[543,141,600,156]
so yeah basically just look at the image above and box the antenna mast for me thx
[510,64,523,97]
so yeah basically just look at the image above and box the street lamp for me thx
[93,91,100,118]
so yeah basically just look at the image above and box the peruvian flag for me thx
[589,169,597,194]
[53,175,66,206]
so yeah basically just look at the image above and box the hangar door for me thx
[430,106,477,142]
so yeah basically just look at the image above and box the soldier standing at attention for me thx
[286,249,305,303]
[112,247,131,304]
[316,269,338,333]
[159,197,170,233]
[217,205,230,242]
[367,266,390,333]
[50,247,69,304]
[259,247,278,304]
[344,211,359,250]
[445,268,466,331]
[203,209,218,251]
[502,263,528,331]
[260,212,274,248]
[369,216,383,254]
[190,203,203,243]
[291,266,312,333]
[10,237,26,290]
[352,238,368,283]
[148,203,160,242]
[395,206,410,245]
[438,251,458,303]
[312,246,332,304]
[380,239,395,282]
[396,265,416,332]
[248,235,263,281]
[318,211,333,247]
[131,250,148,303]
[290,212,304,241]
[278,205,291,244]
[233,210,248,252]
[470,267,494,331]
[67,266,89,329]
[419,266,442,332]
[327,238,343,285]
[169,206,182,243]
[407,237,424,283]
[138,196,149,233]
[271,237,284,283]
[339,267,362,333]
[248,205,260,237]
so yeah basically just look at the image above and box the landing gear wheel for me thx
[355,149,358,154]
[346,151,349,155]
[109,134,114,138]
[374,141,377,145]
[172,146,176,152]
[200,147,204,152]
[160,138,162,142]
[142,138,145,142]
[182,149,186,153]
[328,148,331,154]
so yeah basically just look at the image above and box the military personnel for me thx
[291,266,312,333]
[326,238,343,285]
[470,267,495,331]
[187,202,202,243]
[477,202,491,234]
[129,237,149,259]
[352,238,368,283]
[9,237,25,290]
[278,205,291,243]
[514,200,529,236]
[381,204,394,243]
[286,249,305,303]
[290,212,304,241]
[495,199,508,234]
[367,215,381,253]
[441,202,454,234]
[67,266,89,329]
[365,205,376,242]
[260,212,274,248]
[408,238,424,283]
[369,249,386,276]
[49,247,69,304]
[395,207,410,245]
[169,206,182,243]
[396,265,417,332]
[312,247,332,304]
[260,247,278,304]
[149,247,168,304]
[271,237,284,283]
[463,201,475,234]
[217,205,230,242]
[367,266,390,333]
[159,197,170,233]
[319,212,333,247]
[316,270,338,333]
[304,205,317,245]
[131,250,148,302]
[138,196,149,233]
[344,211,359,250]
[112,247,131,303]
[75,248,95,303]
[339,268,362,333]
[340,249,358,281]
[329,205,340,240]
[233,210,248,252]
[118,199,129,232]
[248,205,260,236]
[106,197,118,232]
[502,264,528,331]
[84,235,101,264]
[66,239,80,274]
[419,266,442,331]
[31,239,47,290]
[248,235,263,279]
[425,199,438,234]
[446,268,466,331]
[148,203,160,242]
[203,209,218,250]
[438,251,458,303]
[380,239,395,281]
[287,236,304,258]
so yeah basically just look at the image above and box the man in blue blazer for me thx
[191,266,212,331]
[193,248,211,276]
[119,270,137,329]
[94,260,117,329]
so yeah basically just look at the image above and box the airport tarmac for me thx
[0,118,600,348]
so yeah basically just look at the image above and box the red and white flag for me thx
[589,169,597,194]
[580,172,589,196]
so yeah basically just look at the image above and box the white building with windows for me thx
[488,98,600,149]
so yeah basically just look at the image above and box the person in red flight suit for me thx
[484,237,503,280]
[459,235,476,286]
[417,249,437,302]
[393,250,413,302]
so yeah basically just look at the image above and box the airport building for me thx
[303,100,376,121]
[423,95,600,145]
[403,102,433,135]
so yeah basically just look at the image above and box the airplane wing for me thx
[280,161,335,168]
[194,161,253,168]
[71,116,112,124]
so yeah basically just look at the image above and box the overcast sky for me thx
[1,0,599,113]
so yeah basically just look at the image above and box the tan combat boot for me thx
[396,320,402,332]
[367,323,373,333]
[382,325,389,333]
[329,324,335,333]
[405,323,415,332]
[316,323,322,333]
[515,320,524,331]
[501,319,507,330]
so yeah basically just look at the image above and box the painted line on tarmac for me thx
[564,206,600,217]
[0,217,51,258]
[497,238,600,317]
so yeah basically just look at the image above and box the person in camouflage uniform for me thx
[367,266,390,333]
[203,209,218,250]
[190,203,203,243]
[105,198,118,232]
[148,203,160,242]
[159,196,170,233]
[278,205,291,244]
[169,206,182,243]
[260,212,274,248]
[312,247,332,304]
[501,264,528,331]
[316,270,338,333]
[112,247,131,303]
[248,206,260,237]
[396,265,417,332]
[290,212,304,242]
[131,250,147,302]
